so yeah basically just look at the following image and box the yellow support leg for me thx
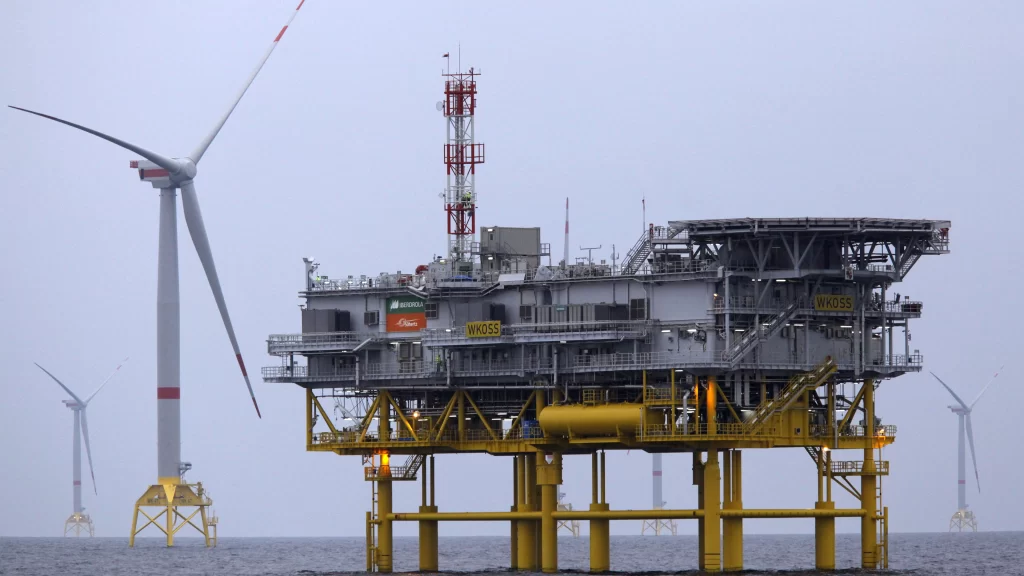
[418,504,438,571]
[694,451,705,571]
[539,452,562,573]
[165,483,174,547]
[861,379,878,569]
[129,478,213,548]
[815,501,836,569]
[517,454,537,571]
[723,450,744,571]
[589,451,610,573]
[378,480,393,573]
[418,455,438,571]
[589,503,610,573]
[703,450,721,573]
[511,456,519,570]
[816,447,835,570]
[541,484,558,572]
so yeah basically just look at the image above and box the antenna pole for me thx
[642,195,646,233]
[442,56,484,269]
[563,198,570,269]
[580,245,602,266]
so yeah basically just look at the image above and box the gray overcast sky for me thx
[1,1,1022,538]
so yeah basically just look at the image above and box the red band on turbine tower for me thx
[157,387,180,400]
[73,480,81,486]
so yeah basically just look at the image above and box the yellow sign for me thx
[814,294,854,312]
[466,320,502,338]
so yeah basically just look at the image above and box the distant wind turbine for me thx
[35,358,128,537]
[930,365,1002,532]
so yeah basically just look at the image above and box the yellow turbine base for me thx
[65,513,95,537]
[129,478,213,547]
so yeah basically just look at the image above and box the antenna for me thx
[610,244,620,274]
[580,245,602,266]
[563,198,570,269]
[441,52,483,266]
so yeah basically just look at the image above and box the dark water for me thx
[2,533,1021,576]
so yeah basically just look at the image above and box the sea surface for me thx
[2,533,1021,576]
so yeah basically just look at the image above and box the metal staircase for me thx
[743,357,837,435]
[394,454,426,480]
[725,299,802,365]
[620,231,652,275]
[366,454,426,481]
[899,253,921,278]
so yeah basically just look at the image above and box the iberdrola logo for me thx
[387,297,425,313]
[386,296,426,332]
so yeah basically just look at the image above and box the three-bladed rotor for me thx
[930,366,1003,493]
[9,0,306,418]
[35,358,128,495]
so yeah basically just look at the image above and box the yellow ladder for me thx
[875,445,888,569]
[366,479,379,572]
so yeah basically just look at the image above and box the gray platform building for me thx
[263,216,950,573]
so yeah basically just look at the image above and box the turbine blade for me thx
[930,372,969,410]
[81,409,97,495]
[84,356,129,405]
[34,363,84,405]
[7,106,177,172]
[179,181,261,418]
[965,413,980,493]
[189,0,305,164]
[969,364,1003,410]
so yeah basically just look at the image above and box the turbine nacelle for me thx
[130,158,197,188]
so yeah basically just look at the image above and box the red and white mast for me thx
[442,61,484,265]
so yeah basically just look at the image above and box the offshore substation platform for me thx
[263,65,952,572]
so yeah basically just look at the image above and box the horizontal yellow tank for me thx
[538,403,650,437]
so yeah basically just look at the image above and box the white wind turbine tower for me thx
[930,366,1002,532]
[10,0,305,547]
[35,358,128,537]
[641,453,678,535]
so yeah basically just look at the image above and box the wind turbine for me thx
[930,365,1002,532]
[641,453,678,536]
[35,358,128,537]
[9,0,305,547]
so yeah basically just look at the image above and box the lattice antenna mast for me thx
[442,63,485,265]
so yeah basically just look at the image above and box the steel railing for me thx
[265,352,924,383]
[640,423,778,438]
[421,320,651,342]
[810,424,897,438]
[829,460,890,475]
[267,332,369,353]
[314,425,546,446]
